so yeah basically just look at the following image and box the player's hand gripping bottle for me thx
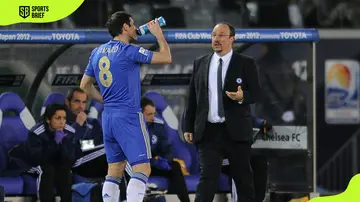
[137,17,166,36]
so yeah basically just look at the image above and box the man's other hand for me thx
[76,111,87,126]
[184,132,193,144]
[226,86,244,101]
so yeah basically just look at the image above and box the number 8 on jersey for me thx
[98,56,113,87]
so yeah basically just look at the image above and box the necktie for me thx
[217,58,224,118]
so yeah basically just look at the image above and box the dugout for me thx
[0,29,319,198]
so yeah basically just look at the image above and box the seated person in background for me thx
[252,116,272,139]
[12,104,81,202]
[141,97,190,202]
[65,87,106,178]
[65,87,103,146]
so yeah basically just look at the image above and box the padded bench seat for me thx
[0,176,24,195]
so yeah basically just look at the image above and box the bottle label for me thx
[138,26,147,35]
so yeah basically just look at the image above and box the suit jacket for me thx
[184,51,261,143]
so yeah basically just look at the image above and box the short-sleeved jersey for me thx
[85,40,153,113]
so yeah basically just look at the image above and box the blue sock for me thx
[102,176,121,202]
[126,172,148,202]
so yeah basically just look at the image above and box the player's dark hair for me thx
[216,22,235,37]
[43,103,67,122]
[141,97,155,111]
[106,11,132,38]
[66,87,86,101]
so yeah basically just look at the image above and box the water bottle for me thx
[137,16,166,36]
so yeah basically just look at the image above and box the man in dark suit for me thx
[183,22,261,202]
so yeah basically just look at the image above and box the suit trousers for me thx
[223,155,268,202]
[195,122,255,202]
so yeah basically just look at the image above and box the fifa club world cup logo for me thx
[19,6,30,19]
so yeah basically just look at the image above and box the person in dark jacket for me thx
[65,87,103,145]
[141,97,190,202]
[24,104,81,202]
[64,87,106,178]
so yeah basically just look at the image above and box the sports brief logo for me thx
[18,6,50,19]
[19,6,30,19]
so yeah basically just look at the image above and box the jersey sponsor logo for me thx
[139,47,149,56]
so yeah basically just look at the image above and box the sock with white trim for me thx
[126,172,148,202]
[102,176,121,202]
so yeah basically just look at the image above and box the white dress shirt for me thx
[207,49,233,123]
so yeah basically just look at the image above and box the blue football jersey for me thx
[84,40,153,112]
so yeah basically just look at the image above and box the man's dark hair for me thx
[217,22,235,37]
[66,87,86,101]
[105,11,132,38]
[43,103,67,122]
[141,97,155,111]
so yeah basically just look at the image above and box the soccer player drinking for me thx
[79,11,171,202]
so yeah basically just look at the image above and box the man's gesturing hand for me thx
[184,132,193,144]
[226,86,244,101]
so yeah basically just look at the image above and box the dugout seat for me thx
[0,145,24,195]
[40,93,65,116]
[143,92,195,191]
[0,92,36,195]
[180,111,231,192]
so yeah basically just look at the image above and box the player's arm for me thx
[126,20,171,65]
[148,19,172,64]
[150,34,171,64]
[80,49,104,104]
[80,75,103,104]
